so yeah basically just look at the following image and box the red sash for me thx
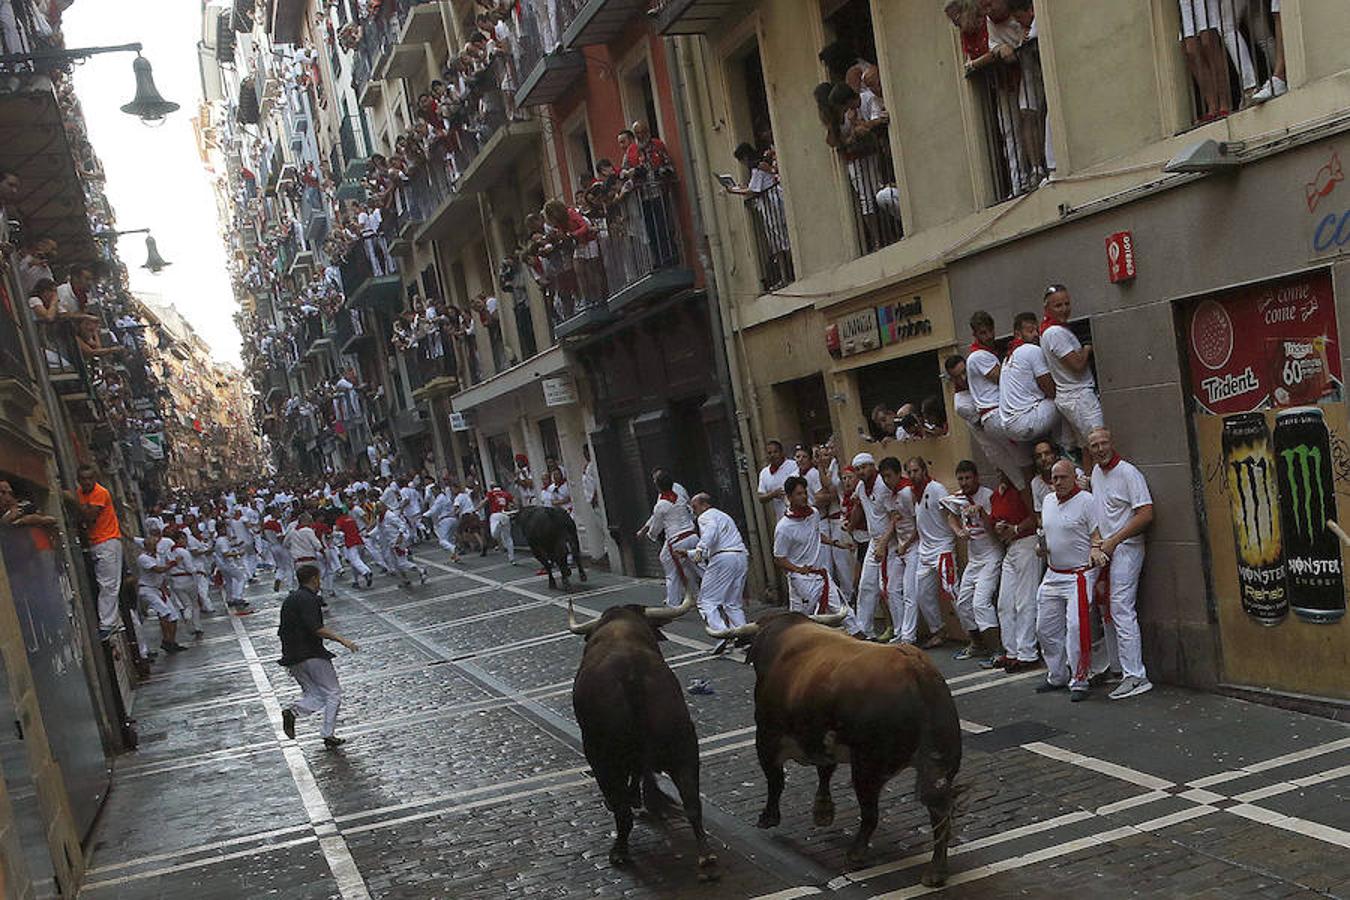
[1051,565,1093,683]
[666,529,697,587]
[816,568,831,615]
[938,551,958,601]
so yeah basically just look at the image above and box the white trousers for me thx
[1001,398,1062,445]
[434,516,459,552]
[855,538,903,638]
[243,545,259,579]
[220,561,246,603]
[367,532,396,572]
[1101,542,1148,680]
[698,552,748,630]
[168,580,201,632]
[343,545,373,581]
[787,570,861,634]
[969,413,1029,489]
[387,544,420,579]
[909,553,949,641]
[997,536,1042,661]
[138,585,178,621]
[956,551,1003,632]
[489,512,514,561]
[819,517,856,606]
[272,545,295,590]
[659,532,702,608]
[194,572,215,613]
[1054,390,1105,449]
[91,539,124,629]
[1036,567,1099,689]
[287,657,342,738]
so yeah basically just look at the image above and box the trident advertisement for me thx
[1185,270,1342,416]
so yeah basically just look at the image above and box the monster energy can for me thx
[1272,406,1346,623]
[1222,414,1287,624]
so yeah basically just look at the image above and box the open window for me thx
[1174,0,1286,128]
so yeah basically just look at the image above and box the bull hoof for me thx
[608,848,631,868]
[697,854,721,882]
[920,866,947,887]
[756,810,780,829]
[846,844,869,867]
[812,799,835,827]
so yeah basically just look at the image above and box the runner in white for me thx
[989,472,1042,672]
[1086,427,1155,701]
[755,439,799,528]
[1039,285,1104,451]
[906,456,955,649]
[1035,459,1108,701]
[774,476,862,635]
[849,453,910,642]
[637,470,702,609]
[999,311,1064,444]
[947,460,1003,663]
[166,530,204,639]
[677,494,750,648]
[945,354,1027,490]
[796,444,855,607]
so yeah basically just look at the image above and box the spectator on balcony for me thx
[1008,0,1051,185]
[831,82,894,247]
[947,0,991,72]
[727,142,791,289]
[1179,0,1235,121]
[56,264,94,316]
[75,316,121,361]
[1252,0,1287,103]
[0,480,57,530]
[16,238,57,296]
[621,121,679,269]
[543,199,605,307]
[26,277,59,323]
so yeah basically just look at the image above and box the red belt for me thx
[979,406,998,416]
[1050,565,1093,683]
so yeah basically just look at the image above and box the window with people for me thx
[1176,0,1286,125]
[814,0,901,255]
[856,350,950,445]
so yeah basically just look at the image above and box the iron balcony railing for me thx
[351,0,433,95]
[403,335,458,394]
[971,37,1050,204]
[338,232,396,299]
[335,304,369,351]
[745,181,794,293]
[843,123,903,256]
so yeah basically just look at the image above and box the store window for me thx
[854,349,945,441]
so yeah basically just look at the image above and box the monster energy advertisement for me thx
[1272,407,1346,623]
[1222,414,1288,624]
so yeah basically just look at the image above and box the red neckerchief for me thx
[797,462,814,476]
[890,477,912,496]
[768,459,785,475]
[911,477,928,499]
[1040,312,1064,335]
[969,339,996,355]
[1004,336,1024,360]
[1099,453,1122,472]
[659,490,677,503]
[1055,486,1082,503]
[784,506,813,520]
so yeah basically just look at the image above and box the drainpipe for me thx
[668,35,775,591]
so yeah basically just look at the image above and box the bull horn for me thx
[808,611,849,627]
[566,597,600,636]
[645,587,695,621]
[705,623,760,640]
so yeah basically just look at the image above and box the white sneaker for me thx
[1252,76,1287,103]
[1109,676,1153,700]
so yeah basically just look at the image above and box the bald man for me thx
[675,494,750,652]
[1087,428,1154,701]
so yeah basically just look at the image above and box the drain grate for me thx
[966,720,1061,752]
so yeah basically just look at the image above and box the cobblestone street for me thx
[79,553,1350,899]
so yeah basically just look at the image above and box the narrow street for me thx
[80,554,1349,899]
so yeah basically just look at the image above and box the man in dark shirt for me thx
[279,565,358,748]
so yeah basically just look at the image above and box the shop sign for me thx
[1184,270,1342,415]
[140,432,165,461]
[1307,150,1348,255]
[877,296,932,346]
[834,308,880,357]
[449,412,470,432]
[542,374,578,407]
[1106,231,1136,283]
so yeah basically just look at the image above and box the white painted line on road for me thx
[959,720,991,734]
[1094,790,1170,815]
[85,823,314,875]
[79,835,319,891]
[949,670,1042,696]
[1021,741,1175,791]
[751,888,823,899]
[1231,763,1350,803]
[229,616,371,900]
[334,765,593,825]
[339,777,596,835]
[1187,736,1350,787]
[1225,804,1350,849]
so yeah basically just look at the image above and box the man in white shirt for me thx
[451,486,478,555]
[284,512,326,576]
[638,471,702,609]
[774,476,862,636]
[849,453,905,641]
[1087,428,1154,701]
[214,527,249,611]
[999,312,1063,444]
[906,456,955,649]
[968,311,1032,487]
[137,537,183,653]
[756,440,799,528]
[676,494,750,648]
[401,479,425,543]
[546,470,573,516]
[948,460,1003,663]
[1035,459,1109,701]
[166,531,204,639]
[945,353,1027,492]
[185,524,216,614]
[795,444,854,607]
[381,504,427,587]
[1040,285,1104,452]
[426,484,460,557]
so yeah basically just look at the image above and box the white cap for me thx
[851,452,876,467]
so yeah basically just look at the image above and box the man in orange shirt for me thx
[70,464,125,639]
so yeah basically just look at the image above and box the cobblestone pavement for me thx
[79,549,1350,899]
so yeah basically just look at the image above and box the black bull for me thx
[567,595,719,882]
[723,612,963,887]
[516,506,586,590]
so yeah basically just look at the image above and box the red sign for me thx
[1106,231,1136,283]
[1185,270,1343,415]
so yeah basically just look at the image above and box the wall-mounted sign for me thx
[1184,270,1342,415]
[835,308,881,357]
[542,374,578,407]
[449,412,470,432]
[1308,150,1348,256]
[877,296,932,346]
[1106,231,1136,283]
[830,296,931,358]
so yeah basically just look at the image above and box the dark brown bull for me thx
[568,592,719,881]
[709,612,962,887]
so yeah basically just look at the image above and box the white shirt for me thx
[914,479,956,562]
[957,485,1001,560]
[1000,343,1051,417]
[690,507,747,562]
[427,492,453,521]
[1031,473,1053,514]
[226,517,251,548]
[284,526,324,560]
[381,509,411,546]
[774,509,824,569]
[799,465,838,522]
[55,283,82,315]
[1040,324,1096,394]
[401,485,423,515]
[1042,489,1100,570]
[549,481,572,514]
[1091,460,1152,547]
[757,460,800,523]
[452,491,476,517]
[168,546,196,579]
[186,533,212,573]
[136,551,165,591]
[966,347,1002,412]
[854,473,895,541]
[953,389,980,428]
[645,493,697,543]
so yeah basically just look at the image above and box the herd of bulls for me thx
[563,591,964,889]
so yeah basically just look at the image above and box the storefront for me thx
[946,135,1350,701]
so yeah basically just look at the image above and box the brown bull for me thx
[568,592,719,882]
[710,612,962,887]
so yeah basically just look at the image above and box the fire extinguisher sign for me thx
[1106,231,1136,283]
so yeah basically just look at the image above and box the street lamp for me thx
[94,227,172,272]
[0,42,179,124]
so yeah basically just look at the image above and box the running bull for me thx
[709,612,962,886]
[567,591,719,881]
[517,505,586,590]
